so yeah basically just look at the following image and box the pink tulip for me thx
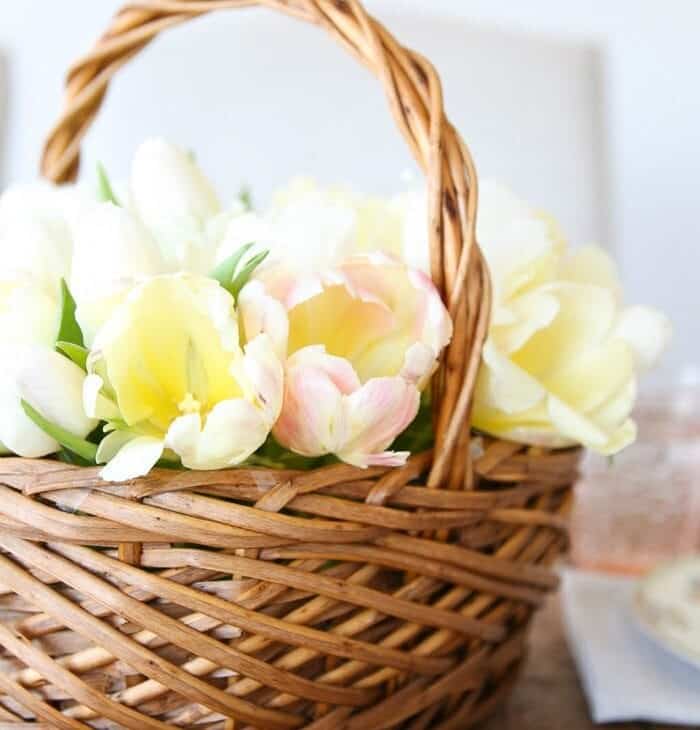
[264,253,452,467]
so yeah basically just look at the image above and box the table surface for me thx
[481,594,686,730]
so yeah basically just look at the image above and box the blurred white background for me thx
[0,0,697,376]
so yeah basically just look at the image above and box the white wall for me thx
[0,0,697,376]
[0,1,606,243]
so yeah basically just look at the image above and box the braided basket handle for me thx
[41,0,491,489]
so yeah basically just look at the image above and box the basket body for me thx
[0,446,577,729]
[0,1,580,728]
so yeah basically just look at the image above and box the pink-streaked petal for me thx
[336,254,452,378]
[273,360,347,458]
[287,346,361,395]
[340,376,420,465]
[407,268,453,355]
[341,449,410,468]
[256,260,325,310]
[237,280,289,359]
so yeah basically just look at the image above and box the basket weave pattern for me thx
[0,2,579,728]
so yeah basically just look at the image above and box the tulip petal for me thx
[96,429,136,464]
[130,138,221,271]
[400,342,437,387]
[0,281,59,348]
[0,216,71,296]
[614,305,672,371]
[15,348,97,439]
[286,345,361,394]
[239,333,285,425]
[512,282,617,379]
[561,244,621,295]
[93,274,241,429]
[492,291,559,354]
[544,338,635,415]
[0,182,90,294]
[340,376,420,467]
[165,399,269,469]
[547,393,637,454]
[274,357,347,458]
[83,373,122,421]
[71,202,165,344]
[590,378,637,432]
[0,345,97,458]
[478,340,546,414]
[237,280,289,360]
[0,364,57,458]
[100,436,165,482]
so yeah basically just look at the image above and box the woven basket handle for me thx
[41,0,490,490]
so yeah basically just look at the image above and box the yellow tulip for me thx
[84,273,285,480]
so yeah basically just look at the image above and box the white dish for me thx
[633,556,700,670]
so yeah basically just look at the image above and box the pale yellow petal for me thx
[477,340,546,414]
[614,305,672,371]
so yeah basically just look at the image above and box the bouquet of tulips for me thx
[0,139,670,482]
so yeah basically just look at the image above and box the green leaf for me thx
[156,457,183,470]
[209,243,270,302]
[57,448,95,467]
[229,250,269,302]
[97,162,121,206]
[238,185,253,211]
[210,242,255,291]
[56,341,88,371]
[21,400,98,463]
[56,279,84,348]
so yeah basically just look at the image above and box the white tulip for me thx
[0,278,59,349]
[0,345,97,457]
[0,182,91,297]
[71,202,166,345]
[130,138,225,272]
[0,183,99,457]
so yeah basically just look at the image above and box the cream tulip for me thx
[472,184,671,454]
[84,273,285,481]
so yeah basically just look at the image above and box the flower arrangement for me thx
[0,139,670,482]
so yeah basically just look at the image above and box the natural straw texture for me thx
[0,1,580,728]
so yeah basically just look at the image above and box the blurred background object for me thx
[572,369,700,575]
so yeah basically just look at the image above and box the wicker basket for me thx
[0,2,580,728]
